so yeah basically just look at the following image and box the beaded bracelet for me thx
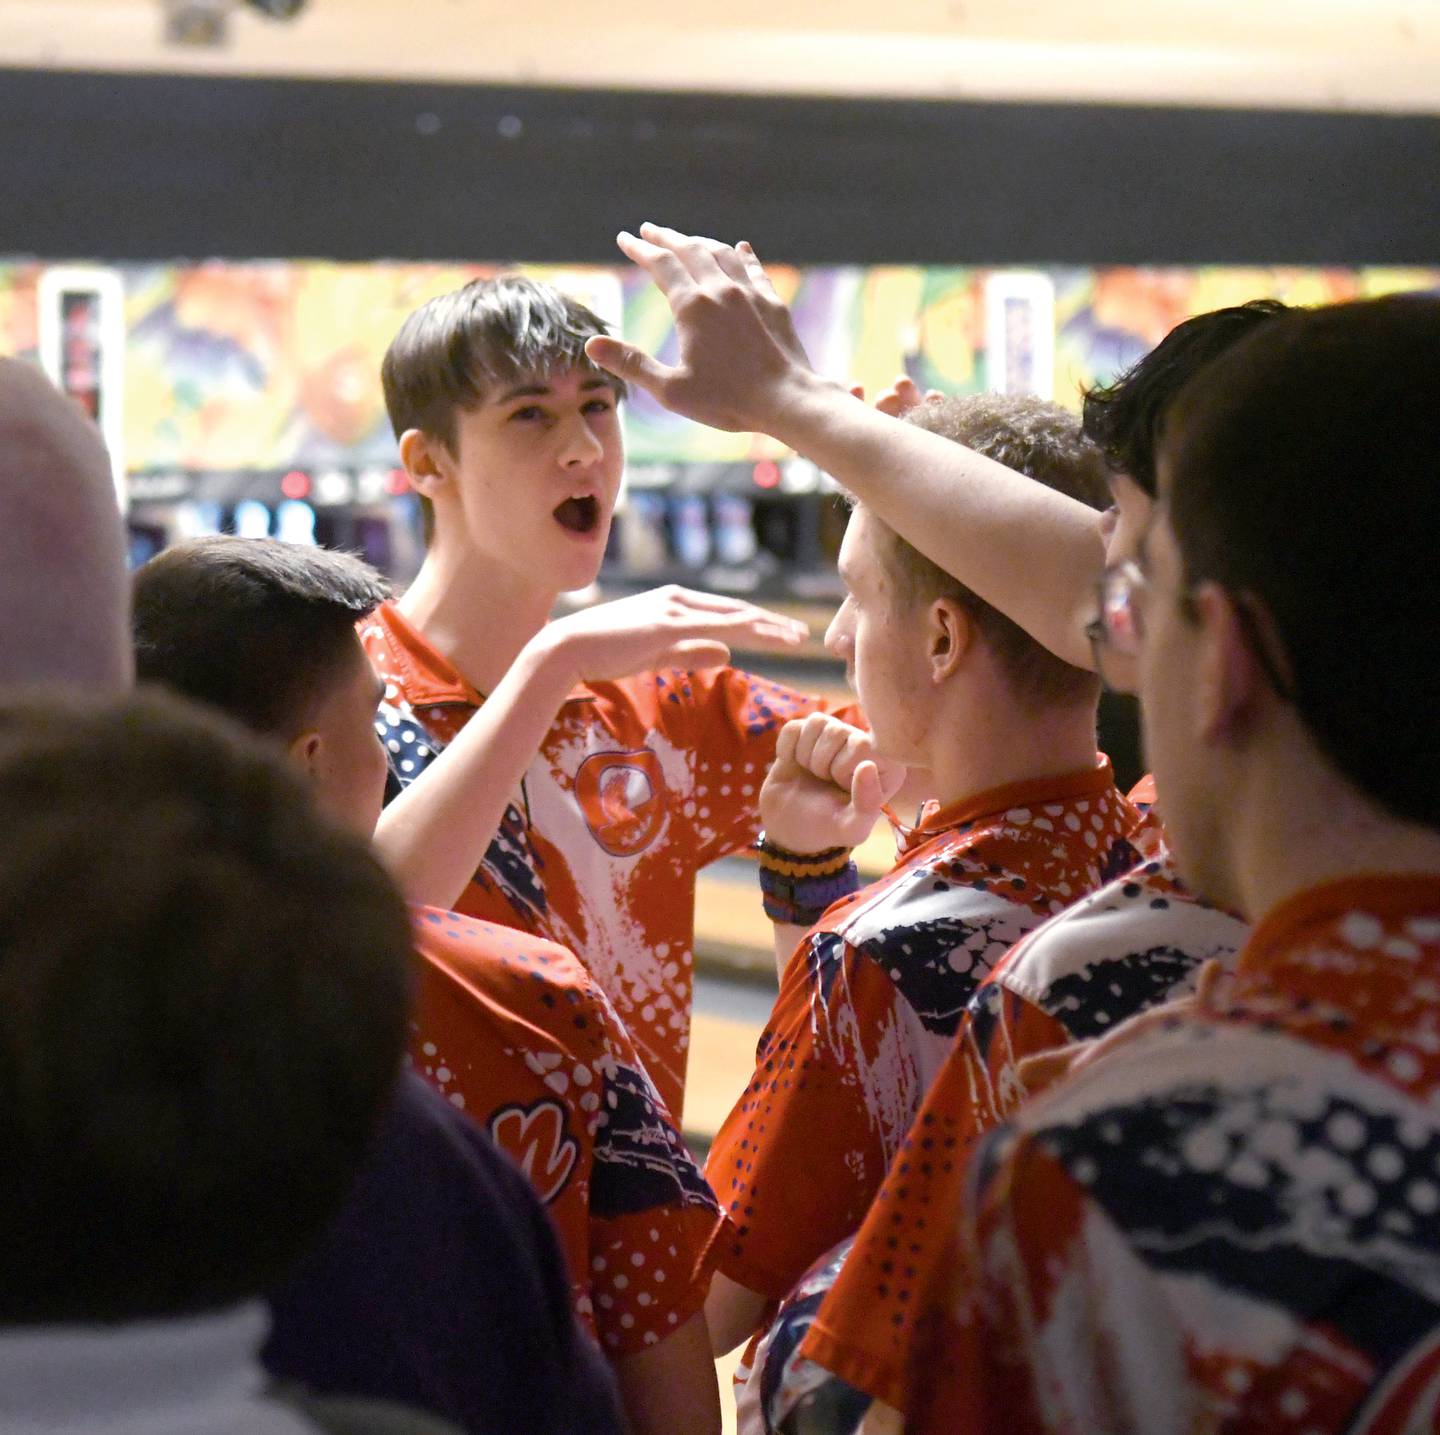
[756,834,861,927]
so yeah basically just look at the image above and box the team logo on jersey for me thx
[489,1098,579,1205]
[575,749,666,857]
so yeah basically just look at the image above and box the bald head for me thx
[0,359,130,691]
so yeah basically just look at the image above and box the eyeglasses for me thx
[1084,560,1146,691]
[1084,558,1295,701]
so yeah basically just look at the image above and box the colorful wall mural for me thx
[2,257,1437,475]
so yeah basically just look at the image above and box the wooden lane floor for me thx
[684,972,778,1147]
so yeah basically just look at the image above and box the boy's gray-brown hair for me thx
[874,391,1109,713]
[381,274,626,452]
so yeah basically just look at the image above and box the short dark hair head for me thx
[0,690,413,1323]
[381,275,627,452]
[133,537,390,738]
[1082,299,1292,496]
[876,393,1109,713]
[1162,293,1440,828]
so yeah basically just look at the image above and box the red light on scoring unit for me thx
[280,469,311,500]
[752,460,781,490]
[385,468,411,496]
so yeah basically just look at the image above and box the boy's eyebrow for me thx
[495,382,553,403]
[494,377,615,404]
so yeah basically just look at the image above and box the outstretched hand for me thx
[538,584,808,685]
[585,224,830,433]
[760,712,907,855]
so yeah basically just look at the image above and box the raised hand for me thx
[538,584,808,685]
[760,712,907,856]
[585,225,837,434]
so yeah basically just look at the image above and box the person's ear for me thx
[286,728,325,784]
[399,429,449,501]
[927,598,973,684]
[1190,581,1267,744]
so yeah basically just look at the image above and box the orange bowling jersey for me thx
[408,907,721,1357]
[906,875,1440,1434]
[775,847,1247,1423]
[703,760,1138,1316]
[362,600,852,1119]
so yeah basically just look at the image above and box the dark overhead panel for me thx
[1,66,1436,265]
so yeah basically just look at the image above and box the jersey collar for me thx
[1238,873,1440,979]
[897,754,1119,855]
[372,600,487,708]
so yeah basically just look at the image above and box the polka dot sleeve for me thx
[658,664,865,869]
[703,935,900,1303]
[583,1008,723,1356]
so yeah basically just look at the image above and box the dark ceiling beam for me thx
[1,67,1436,265]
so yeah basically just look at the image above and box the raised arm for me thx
[586,226,1106,671]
